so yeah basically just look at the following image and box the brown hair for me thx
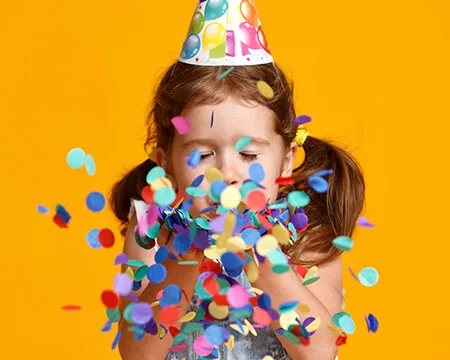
[110,61,365,266]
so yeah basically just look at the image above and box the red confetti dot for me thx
[245,189,268,212]
[53,214,68,228]
[141,185,154,203]
[199,259,221,274]
[61,305,82,311]
[101,290,120,309]
[98,228,115,248]
[275,177,294,185]
[300,337,310,346]
[212,294,229,306]
[257,214,273,230]
[253,307,272,326]
[335,334,347,346]
[156,289,164,300]
[169,326,180,338]
[295,265,308,278]
[159,306,182,325]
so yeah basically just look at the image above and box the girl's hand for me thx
[158,225,205,264]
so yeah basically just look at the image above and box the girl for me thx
[110,2,365,359]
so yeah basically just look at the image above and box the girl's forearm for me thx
[118,265,200,360]
[253,261,338,360]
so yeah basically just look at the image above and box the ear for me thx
[154,147,179,190]
[280,142,298,177]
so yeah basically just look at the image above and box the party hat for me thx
[179,0,273,66]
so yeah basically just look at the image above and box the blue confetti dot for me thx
[37,205,49,214]
[86,229,101,249]
[221,251,243,277]
[132,280,142,291]
[191,174,204,187]
[308,176,329,193]
[147,263,167,284]
[85,154,96,176]
[187,149,201,168]
[86,191,106,212]
[248,162,265,183]
[163,284,182,305]
[241,228,260,246]
[66,148,86,169]
[258,293,271,310]
[205,324,225,346]
[155,245,169,264]
[172,233,193,255]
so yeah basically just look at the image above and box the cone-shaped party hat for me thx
[179,0,273,66]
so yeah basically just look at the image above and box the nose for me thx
[219,158,241,186]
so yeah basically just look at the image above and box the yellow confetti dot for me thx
[305,317,321,332]
[272,224,290,245]
[220,186,242,209]
[151,301,160,307]
[205,167,223,183]
[230,323,249,335]
[297,303,310,313]
[204,246,226,260]
[226,236,249,251]
[125,267,134,281]
[151,177,173,192]
[225,334,235,349]
[179,311,196,323]
[305,266,319,280]
[262,356,274,360]
[237,202,247,213]
[279,310,300,330]
[246,261,259,283]
[256,80,274,99]
[224,212,236,234]
[327,324,344,336]
[244,319,257,336]
[208,302,229,320]
[251,287,264,295]
[256,234,278,256]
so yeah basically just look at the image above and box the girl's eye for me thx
[200,152,214,160]
[240,153,258,161]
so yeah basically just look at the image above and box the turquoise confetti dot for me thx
[195,218,210,230]
[154,187,176,206]
[106,308,121,323]
[287,191,310,207]
[146,222,161,239]
[267,249,288,265]
[186,187,207,197]
[146,166,166,185]
[86,229,101,249]
[332,236,353,251]
[358,267,379,287]
[240,181,260,199]
[67,148,86,169]
[332,312,355,334]
[85,154,96,175]
[235,136,252,152]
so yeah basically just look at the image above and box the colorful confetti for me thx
[86,191,106,212]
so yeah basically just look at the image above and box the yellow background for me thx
[1,0,449,359]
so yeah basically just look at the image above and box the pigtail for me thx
[281,136,366,266]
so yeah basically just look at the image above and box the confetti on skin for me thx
[66,148,86,169]
[332,312,355,334]
[171,116,191,135]
[61,305,82,311]
[131,302,154,325]
[147,263,167,284]
[292,115,312,126]
[85,154,96,175]
[210,111,214,127]
[86,191,106,212]
[348,267,359,282]
[357,216,375,228]
[235,136,252,152]
[358,267,379,287]
[332,236,353,251]
[37,205,49,214]
[256,80,274,99]
[218,66,235,80]
[186,149,201,168]
[114,273,133,296]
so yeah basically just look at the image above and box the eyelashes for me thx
[200,152,258,162]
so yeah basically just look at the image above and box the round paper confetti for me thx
[147,264,167,284]
[220,186,241,209]
[205,167,223,183]
[256,235,278,256]
[37,205,49,214]
[134,265,148,282]
[131,302,154,325]
[235,136,252,152]
[308,176,328,193]
[253,307,272,326]
[287,191,310,207]
[86,229,101,249]
[101,290,120,309]
[86,191,106,212]
[179,311,196,323]
[208,302,229,320]
[256,80,274,99]
[146,166,165,185]
[241,228,260,246]
[173,233,192,255]
[248,162,265,183]
[98,228,115,248]
[85,154,96,175]
[114,253,128,266]
[155,246,169,263]
[159,306,182,325]
[227,285,249,308]
[171,116,191,135]
[106,308,121,322]
[186,187,207,197]
[245,189,267,212]
[332,236,353,251]
[163,284,182,305]
[332,312,355,334]
[358,267,379,287]
[205,325,225,346]
[154,187,176,206]
[114,273,133,296]
[292,115,312,126]
[66,148,86,169]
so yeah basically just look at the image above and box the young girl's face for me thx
[159,97,297,218]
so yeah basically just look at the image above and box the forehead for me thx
[179,98,276,141]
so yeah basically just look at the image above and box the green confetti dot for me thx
[235,136,252,152]
[195,218,210,230]
[302,276,321,286]
[134,265,149,281]
[272,264,291,274]
[123,303,136,323]
[146,222,161,239]
[127,259,145,267]
[106,308,121,323]
[287,191,310,207]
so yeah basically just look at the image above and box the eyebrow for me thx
[181,137,271,149]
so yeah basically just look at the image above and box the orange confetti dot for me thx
[159,306,182,325]
[253,307,272,326]
[245,189,268,212]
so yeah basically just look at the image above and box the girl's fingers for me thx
[158,225,173,246]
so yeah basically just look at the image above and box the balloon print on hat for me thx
[257,25,270,54]
[189,12,205,35]
[181,34,201,59]
[202,22,226,50]
[240,0,259,27]
[205,0,229,21]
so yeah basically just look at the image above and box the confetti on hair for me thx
[292,115,312,126]
[256,80,274,99]
[171,116,191,135]
[332,236,353,251]
[357,216,375,228]
[218,66,235,80]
